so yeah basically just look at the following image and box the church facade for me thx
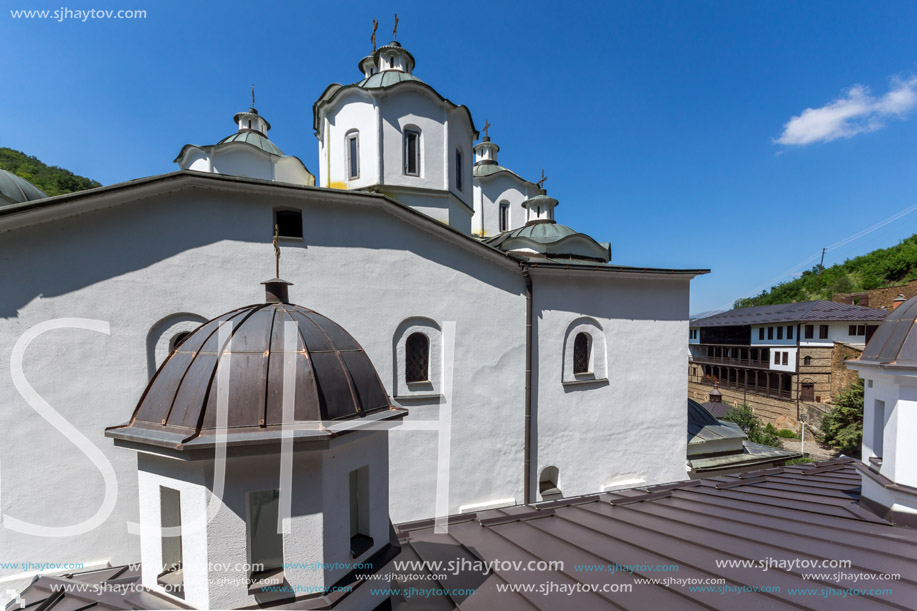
[0,36,705,589]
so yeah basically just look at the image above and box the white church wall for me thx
[474,173,535,236]
[321,92,379,190]
[210,146,275,182]
[0,183,527,579]
[531,272,691,499]
[446,107,474,208]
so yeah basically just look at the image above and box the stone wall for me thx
[831,279,917,309]
[688,380,797,429]
[798,346,833,403]
[832,342,864,398]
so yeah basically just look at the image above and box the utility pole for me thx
[816,248,827,288]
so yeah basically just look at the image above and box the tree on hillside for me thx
[820,377,864,456]
[0,147,101,197]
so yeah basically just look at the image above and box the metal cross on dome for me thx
[251,84,255,108]
[537,169,548,189]
[483,120,491,138]
[273,224,281,278]
[371,19,378,52]
[393,13,399,41]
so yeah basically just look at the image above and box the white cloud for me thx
[775,75,917,146]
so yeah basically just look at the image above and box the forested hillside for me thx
[735,234,917,308]
[0,147,100,196]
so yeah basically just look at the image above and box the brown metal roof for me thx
[858,295,917,367]
[692,300,888,328]
[106,290,403,451]
[393,458,917,610]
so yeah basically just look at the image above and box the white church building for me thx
[0,35,706,591]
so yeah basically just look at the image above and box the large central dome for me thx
[107,282,403,451]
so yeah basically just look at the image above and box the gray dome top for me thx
[106,283,402,451]
[485,219,611,263]
[216,130,284,156]
[859,295,917,368]
[0,170,48,205]
[357,70,425,89]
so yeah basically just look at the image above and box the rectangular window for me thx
[874,400,885,457]
[819,325,829,339]
[160,487,183,576]
[758,328,765,340]
[804,325,814,339]
[275,209,303,239]
[248,490,283,573]
[857,325,865,336]
[347,133,359,179]
[349,467,372,557]
[787,325,793,340]
[782,352,788,365]
[499,202,510,232]
[403,129,420,176]
[455,149,463,191]
[777,326,783,340]
[767,327,774,340]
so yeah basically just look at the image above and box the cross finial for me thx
[371,19,378,51]
[251,84,255,108]
[537,169,548,189]
[393,13,399,41]
[483,119,491,138]
[273,224,281,278]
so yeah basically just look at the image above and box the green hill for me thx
[735,234,917,308]
[0,147,101,197]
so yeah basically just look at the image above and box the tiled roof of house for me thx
[393,458,917,610]
[691,300,887,328]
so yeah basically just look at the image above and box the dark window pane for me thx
[573,333,591,374]
[455,149,463,191]
[404,130,419,175]
[849,325,856,336]
[819,325,828,339]
[759,328,764,340]
[767,327,774,340]
[787,326,793,339]
[777,326,783,340]
[805,325,814,339]
[405,332,429,383]
[499,203,509,232]
[275,210,303,239]
[857,325,865,336]
[783,352,788,365]
[348,135,359,178]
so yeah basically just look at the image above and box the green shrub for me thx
[777,428,799,438]
[784,457,816,465]
[721,404,783,448]
[820,377,863,456]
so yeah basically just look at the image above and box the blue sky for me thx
[3,0,916,314]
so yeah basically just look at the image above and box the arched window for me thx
[573,332,591,374]
[346,130,359,179]
[169,331,192,352]
[803,355,812,366]
[499,201,510,232]
[405,332,429,383]
[403,128,421,176]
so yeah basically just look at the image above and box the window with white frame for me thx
[393,318,442,398]
[563,318,607,384]
[499,202,510,232]
[573,333,591,374]
[405,332,430,383]
[346,131,359,179]
[403,128,420,176]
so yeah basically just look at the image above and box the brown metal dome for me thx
[107,282,403,451]
[859,294,917,368]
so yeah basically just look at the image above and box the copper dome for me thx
[107,285,403,451]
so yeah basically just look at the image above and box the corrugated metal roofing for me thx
[394,458,917,610]
[858,295,917,367]
[217,129,284,156]
[691,300,888,328]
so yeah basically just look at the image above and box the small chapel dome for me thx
[106,280,400,451]
[0,169,48,206]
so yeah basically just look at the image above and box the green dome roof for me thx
[485,220,611,262]
[501,221,578,243]
[357,71,426,89]
[217,130,283,156]
[0,170,48,205]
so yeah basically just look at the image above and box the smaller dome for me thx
[217,130,284,156]
[0,170,48,205]
[859,295,917,367]
[485,219,611,263]
[106,282,404,451]
[358,71,425,89]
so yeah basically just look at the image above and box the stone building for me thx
[688,301,887,428]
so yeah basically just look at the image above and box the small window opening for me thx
[349,466,373,557]
[347,132,360,179]
[499,202,510,232]
[405,332,430,383]
[403,129,420,176]
[819,325,829,339]
[804,325,814,339]
[758,328,765,340]
[573,332,591,375]
[803,355,812,366]
[274,209,303,239]
[539,466,562,501]
[169,332,191,352]
[777,326,783,340]
[787,325,794,340]
[158,487,184,597]
[455,149,463,192]
[873,400,885,457]
[247,490,284,588]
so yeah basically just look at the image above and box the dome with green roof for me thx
[215,129,284,156]
[0,169,48,206]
